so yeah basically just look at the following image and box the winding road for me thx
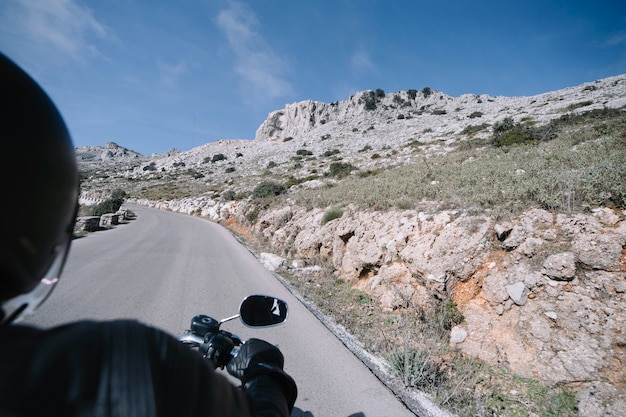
[23,205,416,417]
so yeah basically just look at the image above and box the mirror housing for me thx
[239,295,288,327]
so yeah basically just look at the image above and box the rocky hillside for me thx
[78,75,626,416]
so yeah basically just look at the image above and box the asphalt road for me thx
[23,205,415,417]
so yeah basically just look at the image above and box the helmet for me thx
[0,53,79,324]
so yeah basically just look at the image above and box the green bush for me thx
[389,346,444,389]
[296,149,313,156]
[461,123,490,136]
[328,162,357,178]
[468,111,483,118]
[222,190,236,201]
[322,149,341,157]
[407,89,418,100]
[91,189,126,217]
[252,181,286,198]
[321,208,343,225]
[491,117,538,146]
[360,91,378,111]
[211,153,227,163]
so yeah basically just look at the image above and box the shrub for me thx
[389,346,444,389]
[211,153,227,163]
[328,162,357,178]
[143,162,156,171]
[422,87,432,98]
[360,91,378,111]
[491,117,536,146]
[110,188,127,201]
[296,149,313,156]
[225,167,235,173]
[407,89,418,100]
[252,181,286,198]
[321,208,343,225]
[90,189,126,217]
[461,123,490,136]
[322,149,341,157]
[222,190,236,200]
[375,88,385,98]
[468,111,483,118]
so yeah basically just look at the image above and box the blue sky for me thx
[1,0,624,155]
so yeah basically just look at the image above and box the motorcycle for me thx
[178,295,288,369]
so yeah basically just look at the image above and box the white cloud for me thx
[0,0,109,63]
[605,32,626,47]
[350,48,377,73]
[216,1,293,100]
[158,60,189,89]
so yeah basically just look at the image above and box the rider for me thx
[0,53,296,417]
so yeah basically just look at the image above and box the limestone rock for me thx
[542,252,577,281]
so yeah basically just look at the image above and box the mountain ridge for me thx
[76,74,626,165]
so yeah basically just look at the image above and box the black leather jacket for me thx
[0,320,294,417]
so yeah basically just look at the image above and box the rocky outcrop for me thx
[133,195,625,414]
[251,204,626,414]
[75,142,143,162]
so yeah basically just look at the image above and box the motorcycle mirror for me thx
[239,295,288,328]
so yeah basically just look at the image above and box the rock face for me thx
[75,142,144,162]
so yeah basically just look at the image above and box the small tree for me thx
[360,91,377,111]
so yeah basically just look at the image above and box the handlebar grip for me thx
[201,333,236,368]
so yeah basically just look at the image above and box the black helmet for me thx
[0,53,79,324]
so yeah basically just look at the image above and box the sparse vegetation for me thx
[211,153,227,163]
[327,162,357,178]
[322,149,341,157]
[252,181,286,198]
[291,109,626,215]
[90,189,126,216]
[280,263,578,417]
[321,208,343,225]
[360,91,378,111]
